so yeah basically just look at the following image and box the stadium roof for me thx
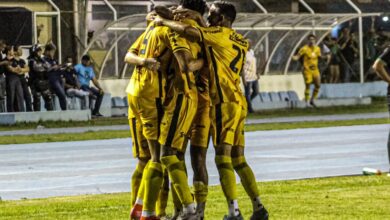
[85,11,380,80]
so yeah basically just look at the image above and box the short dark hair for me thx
[81,54,90,62]
[3,45,13,55]
[0,39,6,46]
[213,1,236,23]
[45,43,56,52]
[308,34,316,39]
[180,0,207,15]
[13,45,21,51]
[30,44,42,54]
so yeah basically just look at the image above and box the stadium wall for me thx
[100,76,387,100]
[0,1,52,45]
[100,75,307,99]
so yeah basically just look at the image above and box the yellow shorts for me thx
[159,91,198,152]
[211,102,246,147]
[128,117,150,159]
[303,70,320,84]
[190,102,211,148]
[128,94,163,141]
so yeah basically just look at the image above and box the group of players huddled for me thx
[124,1,268,220]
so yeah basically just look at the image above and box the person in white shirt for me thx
[242,41,259,113]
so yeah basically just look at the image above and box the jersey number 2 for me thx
[229,44,246,74]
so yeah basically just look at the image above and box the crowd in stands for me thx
[321,22,390,83]
[0,39,104,116]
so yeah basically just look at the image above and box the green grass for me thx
[0,118,388,145]
[0,117,129,132]
[0,175,389,219]
[0,97,387,132]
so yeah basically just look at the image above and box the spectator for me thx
[339,30,359,82]
[0,39,7,112]
[14,45,32,111]
[328,37,342,83]
[43,43,67,111]
[75,55,104,117]
[63,56,89,109]
[4,46,25,112]
[242,40,258,113]
[28,44,54,111]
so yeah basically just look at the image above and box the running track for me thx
[0,124,388,200]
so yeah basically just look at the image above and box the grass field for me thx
[0,118,388,145]
[0,97,387,132]
[0,175,389,219]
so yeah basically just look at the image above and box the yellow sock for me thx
[143,162,163,212]
[171,182,182,212]
[232,156,259,199]
[131,163,145,205]
[161,155,193,206]
[156,167,169,217]
[304,87,310,102]
[193,181,208,204]
[215,155,237,201]
[135,162,150,204]
[312,86,320,100]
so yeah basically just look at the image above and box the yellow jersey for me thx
[181,19,210,107]
[126,22,190,98]
[196,26,249,106]
[167,18,202,97]
[298,45,321,74]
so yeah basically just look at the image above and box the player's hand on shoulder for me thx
[143,58,161,72]
[173,8,199,21]
[154,16,164,26]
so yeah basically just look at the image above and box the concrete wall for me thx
[100,75,387,100]
[99,74,306,98]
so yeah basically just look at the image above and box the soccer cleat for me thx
[309,100,317,108]
[170,208,181,220]
[223,212,244,220]
[140,216,160,220]
[159,215,172,220]
[130,204,143,220]
[250,206,269,220]
[196,203,206,220]
[179,212,199,220]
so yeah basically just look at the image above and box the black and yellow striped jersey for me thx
[126,22,190,98]
[195,26,249,106]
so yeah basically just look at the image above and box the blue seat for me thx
[111,97,126,107]
[259,92,271,102]
[269,92,281,102]
[278,91,290,102]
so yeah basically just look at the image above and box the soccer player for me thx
[125,6,203,219]
[156,3,210,219]
[372,47,390,175]
[155,2,269,220]
[292,34,322,107]
[125,11,174,220]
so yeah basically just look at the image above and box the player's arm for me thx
[292,47,304,61]
[373,59,390,84]
[292,53,302,61]
[173,8,207,27]
[188,58,204,72]
[124,52,161,72]
[124,31,160,72]
[155,17,201,42]
[373,48,390,84]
